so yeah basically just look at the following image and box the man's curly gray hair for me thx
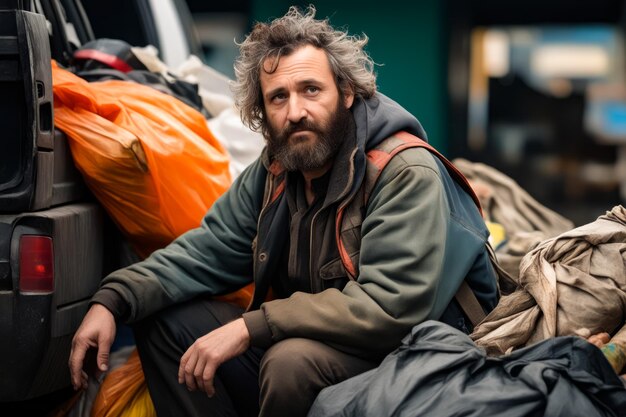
[232,5,377,136]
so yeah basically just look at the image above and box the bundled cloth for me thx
[454,158,574,281]
[309,321,626,417]
[471,205,626,356]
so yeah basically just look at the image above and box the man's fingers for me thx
[179,346,217,395]
[68,341,88,390]
[185,366,198,391]
[67,304,117,391]
[178,350,190,385]
[80,370,89,390]
[181,350,199,391]
[588,332,611,348]
[177,321,250,396]
[203,367,216,397]
[193,357,207,392]
[194,359,217,397]
[97,342,110,373]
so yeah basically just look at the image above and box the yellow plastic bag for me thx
[91,349,155,417]
[52,60,231,258]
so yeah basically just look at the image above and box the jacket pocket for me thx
[319,257,350,290]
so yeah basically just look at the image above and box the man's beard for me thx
[265,99,353,172]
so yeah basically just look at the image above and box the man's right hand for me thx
[68,303,117,390]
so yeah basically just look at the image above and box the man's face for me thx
[260,45,355,172]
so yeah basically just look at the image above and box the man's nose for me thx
[287,96,307,123]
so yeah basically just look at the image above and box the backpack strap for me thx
[365,131,482,216]
[454,281,487,327]
[336,131,488,327]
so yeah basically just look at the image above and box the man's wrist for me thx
[90,288,130,321]
[242,310,273,349]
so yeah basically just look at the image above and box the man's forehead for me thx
[260,45,333,88]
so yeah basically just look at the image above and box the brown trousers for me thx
[133,298,378,417]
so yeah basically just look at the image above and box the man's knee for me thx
[259,338,371,394]
[133,299,243,354]
[258,338,377,416]
[258,338,329,415]
[133,302,185,342]
[260,338,322,387]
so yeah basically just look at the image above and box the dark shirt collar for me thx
[311,169,332,197]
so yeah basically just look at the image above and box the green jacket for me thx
[93,94,498,359]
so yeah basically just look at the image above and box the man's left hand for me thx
[178,317,251,397]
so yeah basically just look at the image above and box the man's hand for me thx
[178,318,250,397]
[68,304,117,390]
[587,332,610,348]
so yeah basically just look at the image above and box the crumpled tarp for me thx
[453,158,575,236]
[454,158,574,280]
[471,205,626,356]
[309,321,626,417]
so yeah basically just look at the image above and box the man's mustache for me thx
[282,120,320,137]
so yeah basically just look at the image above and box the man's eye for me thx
[272,94,286,102]
[305,86,319,94]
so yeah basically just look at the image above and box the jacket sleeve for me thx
[93,158,267,323]
[243,149,455,359]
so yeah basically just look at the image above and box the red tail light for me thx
[19,235,54,293]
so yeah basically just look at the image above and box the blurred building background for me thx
[97,0,626,227]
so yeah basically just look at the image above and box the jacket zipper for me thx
[247,172,275,310]
[309,210,321,292]
[309,149,358,291]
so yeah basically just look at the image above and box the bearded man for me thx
[69,6,498,417]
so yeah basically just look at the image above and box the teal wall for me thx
[250,0,447,151]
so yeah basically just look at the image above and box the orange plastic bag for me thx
[52,60,231,258]
[53,61,255,307]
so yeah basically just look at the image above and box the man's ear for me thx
[342,85,355,109]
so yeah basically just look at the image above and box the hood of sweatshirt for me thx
[330,92,428,202]
[353,92,427,151]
